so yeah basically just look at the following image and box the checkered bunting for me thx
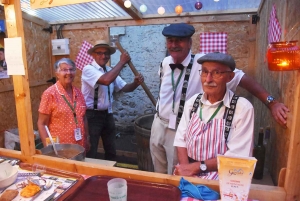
[75,41,93,71]
[268,4,282,43]
[199,32,228,54]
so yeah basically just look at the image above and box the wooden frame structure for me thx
[0,0,299,200]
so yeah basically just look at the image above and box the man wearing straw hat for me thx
[82,40,144,160]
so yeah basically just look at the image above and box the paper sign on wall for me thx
[31,0,99,9]
[4,37,25,75]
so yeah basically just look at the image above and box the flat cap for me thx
[162,23,195,38]
[197,52,236,71]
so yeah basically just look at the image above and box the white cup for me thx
[107,178,127,201]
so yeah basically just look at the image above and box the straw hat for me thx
[87,40,116,55]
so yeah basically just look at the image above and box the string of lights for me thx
[123,0,220,15]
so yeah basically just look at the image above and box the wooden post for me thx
[284,71,300,200]
[4,0,35,156]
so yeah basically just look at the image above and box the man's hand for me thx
[119,51,131,66]
[174,163,199,176]
[268,101,289,128]
[134,73,144,85]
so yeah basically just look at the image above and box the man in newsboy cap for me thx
[173,52,254,179]
[81,40,144,160]
[150,23,288,175]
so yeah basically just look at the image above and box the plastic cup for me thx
[107,178,127,201]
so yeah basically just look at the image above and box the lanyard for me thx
[171,69,184,112]
[61,95,78,126]
[199,102,223,122]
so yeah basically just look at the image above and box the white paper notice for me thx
[4,37,25,75]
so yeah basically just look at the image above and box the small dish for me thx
[0,163,18,188]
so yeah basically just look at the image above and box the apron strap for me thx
[189,93,239,142]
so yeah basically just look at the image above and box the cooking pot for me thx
[40,143,85,161]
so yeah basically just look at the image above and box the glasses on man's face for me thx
[59,68,76,73]
[199,69,232,79]
[94,51,110,57]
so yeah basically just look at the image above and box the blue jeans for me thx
[86,110,116,160]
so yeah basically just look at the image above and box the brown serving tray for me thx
[64,175,181,201]
[19,163,85,201]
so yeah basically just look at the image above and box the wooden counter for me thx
[0,148,286,201]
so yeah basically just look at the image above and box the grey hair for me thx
[54,58,76,72]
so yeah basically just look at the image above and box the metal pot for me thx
[40,143,85,161]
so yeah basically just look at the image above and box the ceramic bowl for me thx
[0,163,18,189]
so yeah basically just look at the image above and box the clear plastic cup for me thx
[107,178,127,201]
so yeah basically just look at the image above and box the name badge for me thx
[168,113,177,130]
[74,128,82,141]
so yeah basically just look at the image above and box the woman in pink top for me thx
[37,58,89,151]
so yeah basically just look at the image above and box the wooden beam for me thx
[57,13,253,30]
[113,0,143,20]
[0,148,288,201]
[4,0,35,156]
[284,71,300,200]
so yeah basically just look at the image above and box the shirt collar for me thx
[92,60,106,71]
[55,81,77,98]
[201,88,233,108]
[170,51,192,67]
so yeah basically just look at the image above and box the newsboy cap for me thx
[197,52,236,71]
[162,23,195,38]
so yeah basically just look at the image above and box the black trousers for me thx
[86,109,116,160]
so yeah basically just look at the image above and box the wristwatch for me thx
[266,95,275,105]
[200,161,207,172]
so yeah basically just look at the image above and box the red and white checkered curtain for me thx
[268,5,282,43]
[75,41,93,71]
[199,32,227,54]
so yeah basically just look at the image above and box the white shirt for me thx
[157,52,245,120]
[174,89,254,157]
[81,60,127,110]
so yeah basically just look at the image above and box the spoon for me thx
[44,126,59,156]
[30,180,53,201]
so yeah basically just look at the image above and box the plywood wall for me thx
[254,0,300,185]
[0,18,51,148]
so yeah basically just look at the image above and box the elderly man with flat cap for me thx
[150,23,289,175]
[82,40,144,160]
[173,52,254,179]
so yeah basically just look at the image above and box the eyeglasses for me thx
[94,51,110,57]
[199,70,232,79]
[59,68,76,73]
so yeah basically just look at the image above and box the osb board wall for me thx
[254,0,300,185]
[191,21,256,101]
[51,27,109,89]
[0,18,51,148]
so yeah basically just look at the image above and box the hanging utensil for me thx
[44,126,58,156]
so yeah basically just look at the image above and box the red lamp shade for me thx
[267,40,300,71]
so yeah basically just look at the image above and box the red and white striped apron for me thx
[186,112,227,180]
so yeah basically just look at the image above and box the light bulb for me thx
[157,6,165,15]
[175,5,183,14]
[195,2,203,10]
[214,0,219,2]
[140,4,147,13]
[124,0,131,8]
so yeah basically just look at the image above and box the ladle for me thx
[44,125,65,159]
